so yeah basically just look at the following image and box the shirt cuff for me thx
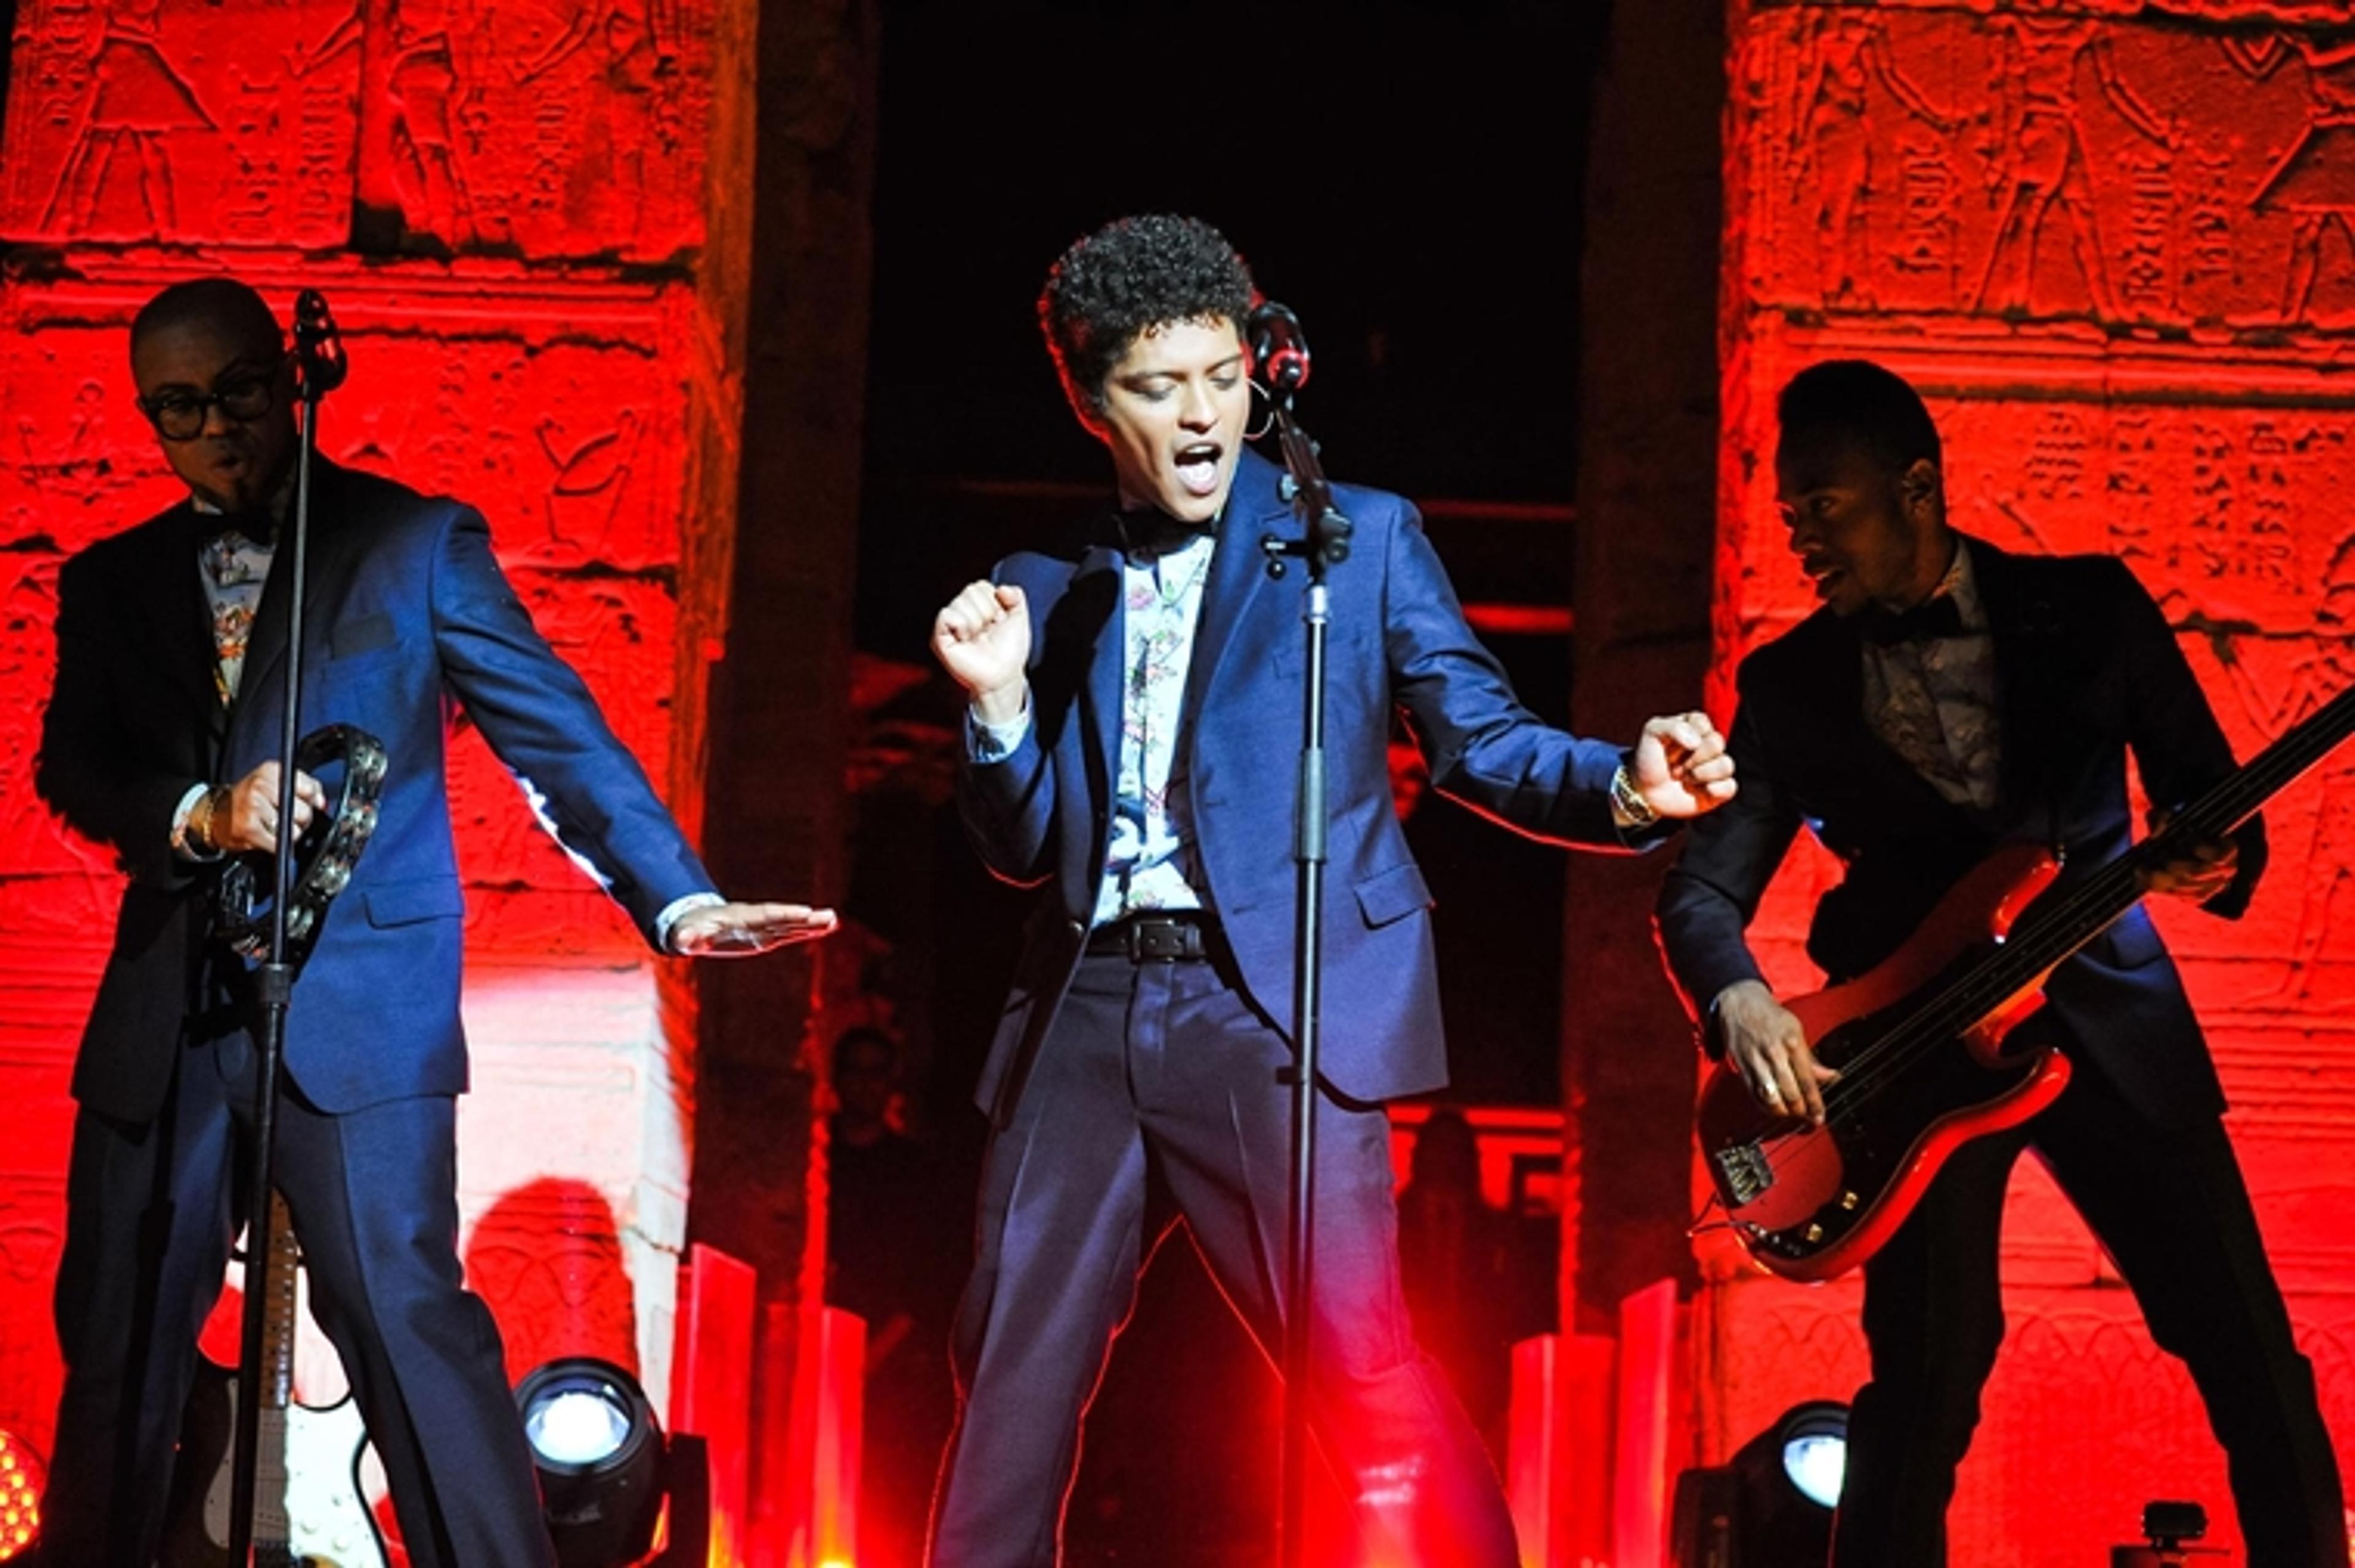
[967,698,1032,763]
[656,891,726,954]
[171,782,221,863]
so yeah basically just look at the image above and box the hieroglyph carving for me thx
[2,0,711,256]
[1750,5,2355,331]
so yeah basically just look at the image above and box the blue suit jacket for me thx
[37,461,713,1122]
[959,448,1645,1122]
[1655,537,2264,1131]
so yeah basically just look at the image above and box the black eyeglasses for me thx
[138,358,286,441]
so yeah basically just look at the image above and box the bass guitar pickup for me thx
[1713,1140,1774,1205]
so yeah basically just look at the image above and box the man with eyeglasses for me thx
[28,276,837,1565]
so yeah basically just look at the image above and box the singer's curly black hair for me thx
[1037,214,1256,424]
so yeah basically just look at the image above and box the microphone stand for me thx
[226,290,346,1567]
[1254,339,1352,1568]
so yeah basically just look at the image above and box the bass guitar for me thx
[1698,679,2355,1282]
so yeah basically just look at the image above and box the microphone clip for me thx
[292,289,350,403]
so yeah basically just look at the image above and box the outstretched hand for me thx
[1631,711,1737,819]
[670,901,840,957]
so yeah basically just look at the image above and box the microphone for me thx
[292,289,349,399]
[1249,299,1311,394]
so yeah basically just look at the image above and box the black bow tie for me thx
[1113,507,1215,557]
[1859,592,1966,647]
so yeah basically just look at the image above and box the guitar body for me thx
[1698,843,2075,1282]
[160,1357,387,1568]
[285,1395,383,1568]
[158,1188,390,1568]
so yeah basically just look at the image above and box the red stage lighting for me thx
[0,1430,46,1561]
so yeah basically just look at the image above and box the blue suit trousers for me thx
[929,948,1518,1567]
[40,1027,555,1567]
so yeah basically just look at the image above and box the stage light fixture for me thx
[0,1429,44,1562]
[1670,1400,1848,1567]
[0,1431,44,1563]
[516,1356,666,1568]
[1769,1400,1847,1510]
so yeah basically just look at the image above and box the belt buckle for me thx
[1133,919,1189,962]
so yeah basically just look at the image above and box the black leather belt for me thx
[1087,912,1217,962]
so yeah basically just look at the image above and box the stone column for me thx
[0,0,768,1437]
[1707,3,2355,1559]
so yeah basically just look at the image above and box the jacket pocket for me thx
[363,876,466,928]
[1354,862,1433,928]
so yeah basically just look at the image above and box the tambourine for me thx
[216,724,389,966]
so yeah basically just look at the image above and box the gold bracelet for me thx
[189,786,225,855]
[1610,763,1660,829]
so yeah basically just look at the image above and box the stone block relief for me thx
[1708,1269,2355,1561]
[0,272,702,1033]
[1748,5,2355,331]
[3,0,713,256]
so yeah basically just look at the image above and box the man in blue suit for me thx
[32,277,836,1566]
[925,214,1736,1566]
[1655,360,2345,1564]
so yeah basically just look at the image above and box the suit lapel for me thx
[1179,451,1285,725]
[1072,541,1126,807]
[1969,535,2061,833]
[1790,609,1967,830]
[227,464,343,755]
[140,503,228,757]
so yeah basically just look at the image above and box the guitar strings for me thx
[1811,679,2355,1121]
[1802,684,2351,1132]
[1734,681,2355,1201]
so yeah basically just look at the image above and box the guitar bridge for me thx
[1713,1140,1774,1205]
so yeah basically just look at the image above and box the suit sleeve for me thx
[1384,502,1641,849]
[2107,560,2265,919]
[35,549,209,889]
[957,718,1055,889]
[1654,687,1802,1042]
[427,505,714,947]
[952,559,1057,888]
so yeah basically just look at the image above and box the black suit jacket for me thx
[36,461,713,1123]
[1655,537,2264,1131]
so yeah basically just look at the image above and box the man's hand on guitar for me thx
[2138,808,2240,904]
[1631,711,1738,819]
[1716,979,1840,1126]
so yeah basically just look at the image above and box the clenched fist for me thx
[933,580,1031,723]
[1631,710,1737,819]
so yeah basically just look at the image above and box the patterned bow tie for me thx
[1859,592,1966,647]
[200,513,277,551]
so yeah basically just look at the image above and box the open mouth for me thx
[1802,558,1847,599]
[1174,442,1223,497]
